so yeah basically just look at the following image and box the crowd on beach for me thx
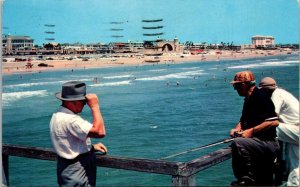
[2,48,297,75]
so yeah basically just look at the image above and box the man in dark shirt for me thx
[229,71,280,186]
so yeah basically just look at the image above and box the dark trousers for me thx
[231,137,280,185]
[57,152,97,187]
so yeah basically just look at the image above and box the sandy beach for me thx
[2,49,297,75]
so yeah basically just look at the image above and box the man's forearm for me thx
[89,105,106,138]
[91,105,106,137]
[252,120,279,135]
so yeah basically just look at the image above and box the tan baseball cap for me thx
[259,77,277,90]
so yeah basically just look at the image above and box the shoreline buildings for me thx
[2,34,298,57]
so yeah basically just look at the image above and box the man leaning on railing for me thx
[50,81,107,187]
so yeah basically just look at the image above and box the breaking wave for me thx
[4,79,91,89]
[90,80,132,87]
[103,75,133,79]
[148,69,167,72]
[136,70,205,81]
[228,60,299,69]
[3,90,48,105]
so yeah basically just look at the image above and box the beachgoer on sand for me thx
[259,77,299,186]
[50,81,107,186]
[229,71,280,186]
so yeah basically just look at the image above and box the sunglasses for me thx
[233,83,243,89]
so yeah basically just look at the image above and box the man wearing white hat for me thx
[50,81,107,187]
[260,77,299,186]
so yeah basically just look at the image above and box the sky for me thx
[3,0,299,45]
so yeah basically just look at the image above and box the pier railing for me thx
[2,144,232,186]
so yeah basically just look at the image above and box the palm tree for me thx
[185,41,194,49]
[43,43,54,50]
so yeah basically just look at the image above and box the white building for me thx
[252,35,275,48]
[3,35,34,54]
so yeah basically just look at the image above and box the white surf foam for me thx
[180,67,200,70]
[3,90,48,105]
[148,69,167,72]
[4,79,92,89]
[266,58,280,61]
[103,75,133,79]
[5,82,40,88]
[4,81,60,88]
[228,60,299,69]
[90,80,132,87]
[136,70,205,81]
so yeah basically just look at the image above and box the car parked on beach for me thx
[38,63,48,67]
[46,57,54,60]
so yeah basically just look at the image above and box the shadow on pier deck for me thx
[2,144,231,186]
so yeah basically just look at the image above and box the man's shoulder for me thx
[275,88,293,96]
[274,88,299,103]
[251,87,270,100]
[53,107,81,122]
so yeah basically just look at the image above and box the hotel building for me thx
[2,35,34,55]
[251,35,275,48]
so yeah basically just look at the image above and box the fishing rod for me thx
[160,137,234,160]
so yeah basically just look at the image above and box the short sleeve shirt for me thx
[271,88,299,126]
[240,87,277,140]
[50,106,93,159]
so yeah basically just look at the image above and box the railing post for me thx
[2,154,9,186]
[171,174,196,187]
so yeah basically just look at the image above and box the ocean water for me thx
[3,55,299,186]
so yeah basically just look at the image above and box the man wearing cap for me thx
[50,81,107,187]
[229,71,280,186]
[259,77,299,186]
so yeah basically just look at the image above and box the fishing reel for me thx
[233,131,243,138]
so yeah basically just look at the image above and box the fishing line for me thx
[160,137,234,160]
[160,116,278,160]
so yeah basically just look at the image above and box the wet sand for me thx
[2,49,297,75]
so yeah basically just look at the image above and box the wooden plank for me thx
[2,144,183,176]
[96,154,183,175]
[2,144,57,161]
[179,147,232,176]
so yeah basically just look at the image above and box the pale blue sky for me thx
[3,0,299,45]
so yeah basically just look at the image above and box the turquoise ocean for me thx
[3,55,299,186]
